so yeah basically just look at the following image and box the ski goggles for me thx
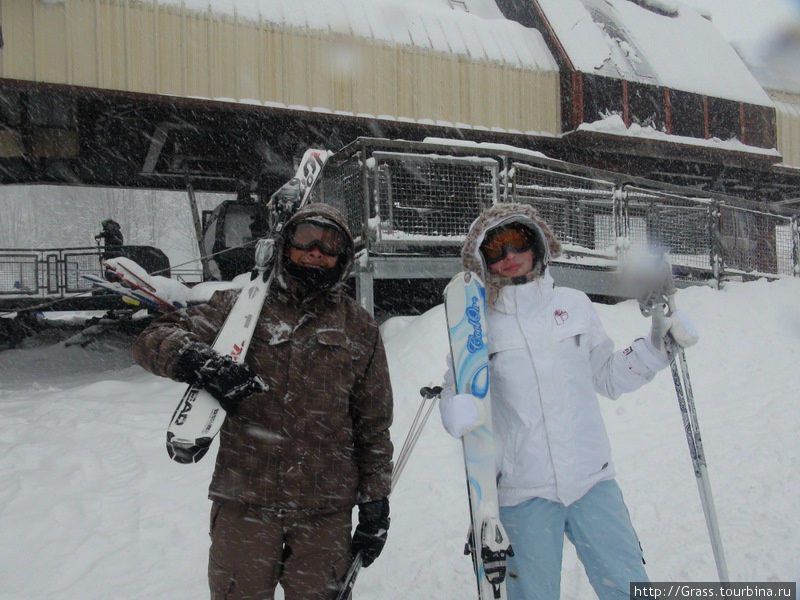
[479,224,535,264]
[288,221,347,256]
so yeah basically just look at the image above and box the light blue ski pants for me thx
[499,479,648,600]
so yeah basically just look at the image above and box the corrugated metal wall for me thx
[0,0,561,135]
[771,91,800,169]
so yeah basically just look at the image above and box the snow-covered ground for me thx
[1,276,799,599]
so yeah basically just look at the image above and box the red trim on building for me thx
[572,72,584,128]
[622,80,630,127]
[739,103,747,144]
[664,88,672,134]
[530,1,575,72]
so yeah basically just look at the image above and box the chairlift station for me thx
[1,0,799,320]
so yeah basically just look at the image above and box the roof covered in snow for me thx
[164,0,779,107]
[533,0,773,106]
[163,0,558,71]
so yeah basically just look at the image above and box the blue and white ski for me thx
[444,271,513,600]
[165,148,330,464]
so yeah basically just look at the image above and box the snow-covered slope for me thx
[1,277,799,599]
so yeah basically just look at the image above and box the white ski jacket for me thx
[484,269,666,507]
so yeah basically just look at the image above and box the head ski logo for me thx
[554,309,569,325]
[174,390,198,425]
[230,341,246,359]
[466,297,485,353]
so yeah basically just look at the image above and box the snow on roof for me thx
[578,113,782,157]
[534,0,773,106]
[168,0,558,71]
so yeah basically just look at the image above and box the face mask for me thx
[283,260,341,291]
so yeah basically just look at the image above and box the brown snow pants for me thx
[208,501,353,600]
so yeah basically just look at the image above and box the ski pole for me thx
[335,386,442,600]
[663,296,729,582]
[638,258,729,582]
[392,386,442,488]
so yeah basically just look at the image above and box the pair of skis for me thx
[84,258,186,312]
[165,148,330,464]
[444,272,514,600]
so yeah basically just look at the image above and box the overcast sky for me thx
[679,0,800,46]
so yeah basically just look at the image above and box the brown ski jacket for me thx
[132,204,393,514]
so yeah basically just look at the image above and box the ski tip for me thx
[445,271,484,288]
[166,434,213,464]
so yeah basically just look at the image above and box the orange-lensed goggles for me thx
[480,225,534,264]
[288,221,346,256]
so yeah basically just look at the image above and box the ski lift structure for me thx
[310,137,800,316]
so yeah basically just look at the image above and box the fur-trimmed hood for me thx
[462,202,562,303]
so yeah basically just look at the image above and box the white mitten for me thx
[669,309,699,348]
[648,310,671,353]
[647,308,699,355]
[439,393,486,438]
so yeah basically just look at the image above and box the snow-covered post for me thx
[185,182,211,281]
[500,155,510,203]
[708,201,724,284]
[792,216,800,278]
[357,145,375,315]
[613,184,629,263]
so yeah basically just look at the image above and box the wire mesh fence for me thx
[372,152,499,243]
[508,163,617,255]
[715,204,796,277]
[0,248,102,297]
[0,253,40,295]
[313,149,365,245]
[316,139,799,281]
[623,187,714,272]
[6,141,794,306]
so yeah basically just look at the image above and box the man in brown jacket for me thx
[132,203,393,600]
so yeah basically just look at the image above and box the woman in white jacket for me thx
[440,203,698,600]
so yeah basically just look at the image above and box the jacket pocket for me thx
[303,329,357,425]
[312,329,355,375]
[488,327,526,356]
[551,315,589,342]
[552,316,592,367]
[209,501,223,535]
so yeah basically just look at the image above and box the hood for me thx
[272,202,356,301]
[461,202,562,303]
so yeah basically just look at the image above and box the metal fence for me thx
[373,152,498,241]
[317,139,800,281]
[508,163,617,255]
[0,247,103,298]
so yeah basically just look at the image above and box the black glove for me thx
[351,497,390,568]
[173,342,266,413]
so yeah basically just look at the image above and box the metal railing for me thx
[7,140,793,308]
[0,247,103,298]
[316,138,800,281]
[508,162,617,257]
[373,152,498,242]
